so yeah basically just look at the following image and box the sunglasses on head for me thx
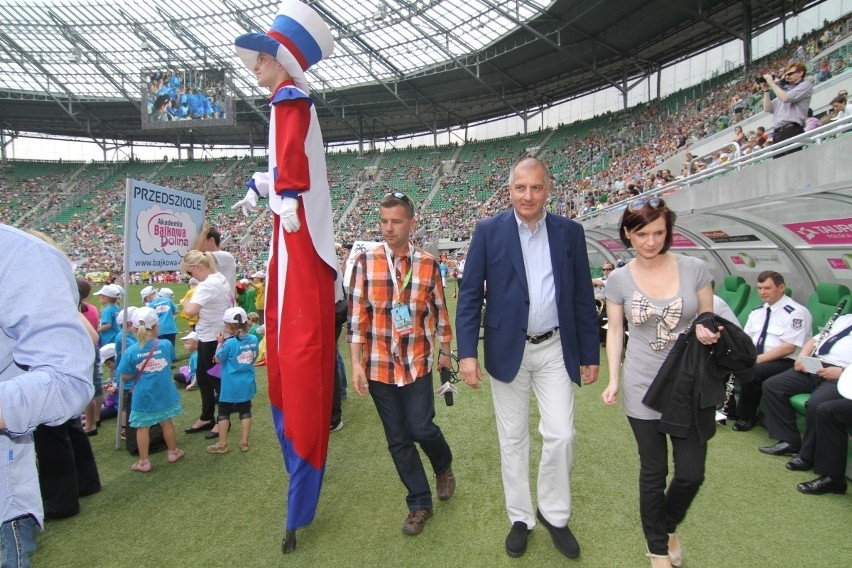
[384,191,413,204]
[628,197,663,211]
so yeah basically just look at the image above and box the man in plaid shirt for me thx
[348,192,456,537]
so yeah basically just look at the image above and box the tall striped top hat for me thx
[235,0,334,93]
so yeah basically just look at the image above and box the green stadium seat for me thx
[806,283,851,334]
[717,275,750,315]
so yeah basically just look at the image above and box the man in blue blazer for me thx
[456,157,599,559]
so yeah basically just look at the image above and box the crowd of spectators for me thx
[5,14,850,273]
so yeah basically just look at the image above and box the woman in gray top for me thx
[602,197,720,568]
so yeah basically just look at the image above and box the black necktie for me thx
[755,306,771,354]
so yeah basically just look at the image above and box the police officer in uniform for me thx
[732,271,811,431]
[759,313,852,471]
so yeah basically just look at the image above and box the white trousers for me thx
[490,331,576,528]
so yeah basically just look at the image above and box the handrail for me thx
[577,113,852,221]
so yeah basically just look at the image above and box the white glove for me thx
[231,188,258,216]
[279,198,301,232]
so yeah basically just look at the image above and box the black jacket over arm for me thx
[642,312,757,445]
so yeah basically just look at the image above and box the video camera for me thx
[437,352,461,406]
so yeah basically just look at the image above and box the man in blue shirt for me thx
[0,224,94,566]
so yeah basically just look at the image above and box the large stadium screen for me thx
[141,68,234,130]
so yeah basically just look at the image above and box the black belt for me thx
[526,327,558,344]
[776,122,803,131]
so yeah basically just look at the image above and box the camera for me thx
[755,75,767,84]
[440,367,454,406]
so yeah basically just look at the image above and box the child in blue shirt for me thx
[116,307,185,472]
[173,331,199,390]
[142,286,179,346]
[94,284,122,347]
[207,307,258,454]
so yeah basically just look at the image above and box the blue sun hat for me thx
[234,0,334,93]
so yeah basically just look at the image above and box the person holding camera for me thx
[347,192,456,537]
[759,61,812,154]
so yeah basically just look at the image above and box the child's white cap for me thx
[140,285,158,299]
[99,343,116,361]
[113,284,125,296]
[134,306,159,329]
[93,284,122,298]
[181,331,198,341]
[257,324,266,336]
[116,306,137,327]
[188,278,199,286]
[159,287,174,298]
[251,271,266,279]
[223,306,248,324]
[239,278,251,285]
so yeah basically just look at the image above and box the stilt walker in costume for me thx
[232,0,342,553]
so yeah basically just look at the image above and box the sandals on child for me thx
[207,443,229,454]
[168,448,186,463]
[239,442,250,453]
[130,459,152,473]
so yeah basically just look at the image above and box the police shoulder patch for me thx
[792,318,803,329]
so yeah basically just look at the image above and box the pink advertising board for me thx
[782,218,852,245]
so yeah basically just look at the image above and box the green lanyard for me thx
[392,257,413,305]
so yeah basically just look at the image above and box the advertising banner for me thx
[124,179,205,271]
[782,218,852,245]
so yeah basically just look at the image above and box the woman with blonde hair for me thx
[180,250,232,435]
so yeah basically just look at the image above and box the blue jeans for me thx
[0,515,37,568]
[369,372,452,512]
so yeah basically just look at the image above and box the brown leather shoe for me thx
[436,466,456,501]
[401,509,433,535]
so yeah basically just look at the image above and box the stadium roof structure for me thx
[0,0,825,149]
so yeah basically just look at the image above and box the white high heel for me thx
[647,548,673,568]
[668,533,683,567]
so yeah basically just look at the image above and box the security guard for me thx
[732,271,811,431]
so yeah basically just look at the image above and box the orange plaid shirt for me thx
[347,243,452,386]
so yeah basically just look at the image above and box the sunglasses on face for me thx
[628,197,663,211]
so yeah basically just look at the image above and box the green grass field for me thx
[34,285,851,567]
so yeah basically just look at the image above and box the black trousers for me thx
[762,368,840,460]
[197,339,221,422]
[33,418,101,520]
[771,122,804,158]
[628,417,707,556]
[369,373,452,512]
[734,359,794,421]
[330,299,347,429]
[813,398,852,478]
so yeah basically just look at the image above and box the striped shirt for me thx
[348,243,452,386]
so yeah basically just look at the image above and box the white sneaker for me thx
[715,410,727,424]
[330,420,344,433]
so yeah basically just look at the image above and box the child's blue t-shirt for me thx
[149,297,178,335]
[99,303,120,346]
[116,338,178,416]
[188,351,198,380]
[215,334,258,403]
[115,331,138,390]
